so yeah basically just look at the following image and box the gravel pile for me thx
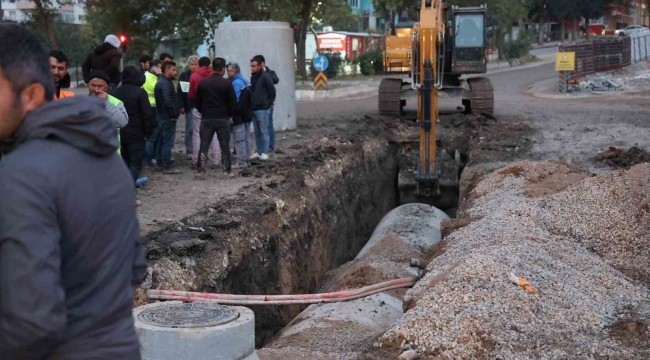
[380,161,650,359]
[535,163,650,285]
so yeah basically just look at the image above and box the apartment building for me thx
[1,0,86,24]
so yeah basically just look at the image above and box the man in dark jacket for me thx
[0,24,145,360]
[154,60,180,174]
[194,57,237,178]
[112,65,153,182]
[82,34,123,89]
[250,55,276,161]
[255,55,279,152]
[178,55,199,158]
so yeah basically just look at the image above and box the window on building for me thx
[8,11,17,20]
[61,11,74,23]
[349,0,359,9]
[78,14,85,21]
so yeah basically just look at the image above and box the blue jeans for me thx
[268,106,275,150]
[159,120,177,170]
[253,109,271,155]
[233,122,251,166]
[184,108,193,154]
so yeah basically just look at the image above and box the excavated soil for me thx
[596,146,650,168]
[139,105,536,347]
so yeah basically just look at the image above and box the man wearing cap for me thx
[87,70,128,129]
[82,34,123,90]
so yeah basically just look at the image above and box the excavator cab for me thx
[449,7,488,75]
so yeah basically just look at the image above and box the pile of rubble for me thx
[596,146,650,168]
[378,161,650,359]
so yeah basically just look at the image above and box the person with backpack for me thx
[227,62,253,168]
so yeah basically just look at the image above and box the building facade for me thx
[348,0,379,31]
[1,0,86,24]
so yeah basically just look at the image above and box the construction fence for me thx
[559,36,634,93]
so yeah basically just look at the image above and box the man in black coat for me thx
[82,34,123,89]
[0,24,145,360]
[194,57,237,178]
[254,54,279,152]
[112,65,153,182]
[154,60,180,174]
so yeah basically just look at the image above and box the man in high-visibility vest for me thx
[87,70,128,154]
[50,50,75,100]
[143,59,161,166]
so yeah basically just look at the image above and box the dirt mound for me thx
[537,163,650,285]
[380,161,650,359]
[325,233,423,294]
[596,146,650,168]
[471,161,591,200]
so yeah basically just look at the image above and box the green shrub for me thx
[356,49,383,75]
[309,51,344,78]
[503,30,533,66]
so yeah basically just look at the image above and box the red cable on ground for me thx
[147,277,418,305]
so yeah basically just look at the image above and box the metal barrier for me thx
[630,32,650,63]
[559,36,631,93]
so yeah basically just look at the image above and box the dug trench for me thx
[137,109,533,347]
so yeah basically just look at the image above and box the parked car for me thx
[615,25,649,36]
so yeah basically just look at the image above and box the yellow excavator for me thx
[391,0,493,202]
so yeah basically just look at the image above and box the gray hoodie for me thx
[0,97,146,360]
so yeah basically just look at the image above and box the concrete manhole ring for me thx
[137,302,240,328]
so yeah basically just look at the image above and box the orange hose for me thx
[147,277,418,305]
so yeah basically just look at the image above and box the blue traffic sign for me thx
[313,55,329,72]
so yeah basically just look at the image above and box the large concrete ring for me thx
[134,301,258,360]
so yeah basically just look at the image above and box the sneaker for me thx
[232,163,246,170]
[268,148,275,153]
[136,177,149,186]
[260,153,269,161]
[163,169,181,175]
[250,153,260,160]
[195,172,206,180]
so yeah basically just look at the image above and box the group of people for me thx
[49,33,280,181]
[76,34,279,180]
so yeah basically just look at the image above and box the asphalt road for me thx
[299,59,650,174]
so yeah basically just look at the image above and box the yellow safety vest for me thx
[108,95,123,155]
[143,71,157,106]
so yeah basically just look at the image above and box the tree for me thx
[8,0,61,47]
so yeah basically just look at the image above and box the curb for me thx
[296,84,378,103]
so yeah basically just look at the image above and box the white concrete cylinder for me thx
[358,203,450,258]
[215,21,297,131]
[134,301,258,360]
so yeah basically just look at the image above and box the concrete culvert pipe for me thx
[215,21,296,131]
[258,204,449,359]
[134,301,259,360]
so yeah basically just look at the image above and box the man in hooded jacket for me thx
[82,34,123,89]
[112,65,153,182]
[0,24,145,360]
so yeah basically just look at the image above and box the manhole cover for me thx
[138,302,239,328]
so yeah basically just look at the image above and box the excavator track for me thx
[466,77,494,115]
[378,78,404,114]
